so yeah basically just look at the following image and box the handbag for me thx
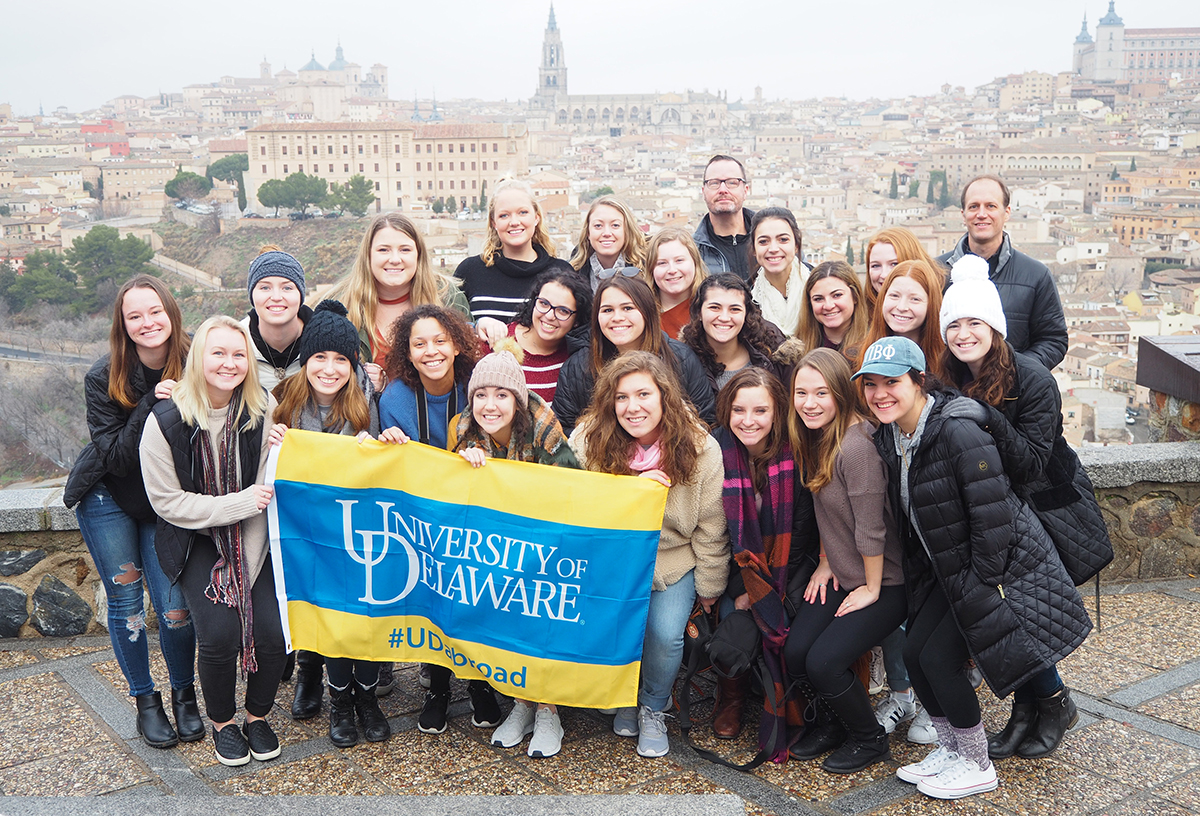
[706,609,762,679]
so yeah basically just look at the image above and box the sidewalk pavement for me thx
[0,578,1197,815]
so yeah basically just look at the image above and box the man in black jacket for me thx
[937,175,1067,370]
[693,155,755,280]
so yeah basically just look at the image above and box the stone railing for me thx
[1,440,1198,638]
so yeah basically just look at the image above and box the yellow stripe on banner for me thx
[274,429,666,533]
[287,601,640,709]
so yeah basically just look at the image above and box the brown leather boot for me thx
[712,673,749,740]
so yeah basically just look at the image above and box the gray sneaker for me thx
[613,706,639,737]
[491,700,535,748]
[527,706,564,758]
[636,706,669,758]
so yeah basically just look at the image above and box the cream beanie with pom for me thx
[939,255,1007,342]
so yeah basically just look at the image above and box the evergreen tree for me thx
[926,178,935,203]
[889,170,899,199]
[164,171,212,202]
[908,179,920,198]
[208,154,249,211]
[432,198,445,214]
[1110,165,1120,180]
[1130,157,1137,172]
[257,179,287,216]
[938,178,952,209]
[64,225,155,311]
[326,174,376,217]
[447,195,458,212]
[845,237,854,265]
[478,181,488,213]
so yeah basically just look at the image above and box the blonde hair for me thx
[481,179,556,265]
[172,315,268,432]
[642,228,708,305]
[570,196,647,272]
[323,212,462,338]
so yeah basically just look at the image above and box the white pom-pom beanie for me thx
[939,254,1007,342]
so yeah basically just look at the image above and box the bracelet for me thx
[818,554,827,559]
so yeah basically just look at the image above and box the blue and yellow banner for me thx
[266,430,667,709]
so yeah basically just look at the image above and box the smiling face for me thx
[701,286,746,347]
[305,351,353,407]
[881,275,929,341]
[614,371,663,445]
[702,159,749,216]
[588,204,626,264]
[407,317,460,392]
[860,371,925,433]
[122,287,172,360]
[492,189,539,255]
[472,386,517,447]
[793,365,838,431]
[945,318,995,375]
[809,277,856,339]
[753,218,796,275]
[652,240,697,303]
[202,326,250,407]
[729,385,774,456]
[531,281,577,345]
[868,242,899,294]
[251,275,303,329]
[597,287,647,351]
[369,226,419,296]
[962,178,1011,252]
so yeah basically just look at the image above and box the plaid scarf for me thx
[194,400,257,676]
[454,392,567,463]
[719,429,803,762]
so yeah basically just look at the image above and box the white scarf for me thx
[751,258,808,335]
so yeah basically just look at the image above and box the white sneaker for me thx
[612,706,639,737]
[491,700,535,748]
[875,691,917,734]
[907,703,937,744]
[527,706,564,758]
[868,646,886,695]
[897,745,955,784]
[917,755,998,799]
[636,706,669,758]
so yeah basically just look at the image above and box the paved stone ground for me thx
[0,578,1198,815]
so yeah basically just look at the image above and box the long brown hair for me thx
[273,362,371,434]
[862,260,948,382]
[589,276,675,377]
[681,274,779,380]
[788,348,866,493]
[716,367,789,494]
[943,327,1016,408]
[578,351,704,485]
[570,195,647,272]
[795,261,868,364]
[108,275,190,410]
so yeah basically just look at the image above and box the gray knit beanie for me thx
[247,250,307,300]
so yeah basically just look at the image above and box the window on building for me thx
[312,146,318,155]
[395,144,400,153]
[493,143,498,152]
[449,144,455,153]
[262,165,267,173]
[396,163,401,171]
[375,181,380,191]
[472,180,477,189]
[438,162,443,171]
[471,162,476,170]
[260,147,266,156]
[282,146,288,155]
[493,161,498,170]
[439,181,444,189]
[417,181,422,190]
[438,144,443,153]
[373,144,379,154]
[459,162,465,170]
[471,144,476,152]
[415,145,421,154]
[359,164,364,172]
[283,165,288,173]
[343,145,348,155]
[328,146,333,154]
[396,182,402,190]
[427,162,432,171]
[374,163,379,172]
[344,164,349,172]
[481,144,487,153]
[329,164,334,172]
[459,143,465,152]
[358,145,364,155]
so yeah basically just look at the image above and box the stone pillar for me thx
[1148,389,1200,443]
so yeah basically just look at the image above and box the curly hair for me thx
[716,367,789,495]
[943,326,1015,408]
[681,274,778,380]
[788,348,867,493]
[512,268,592,336]
[578,351,704,485]
[570,196,647,273]
[382,305,479,390]
[589,276,676,377]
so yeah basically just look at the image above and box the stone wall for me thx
[1,441,1198,638]
[1148,390,1200,443]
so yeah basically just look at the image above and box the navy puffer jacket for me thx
[873,392,1091,698]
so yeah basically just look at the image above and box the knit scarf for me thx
[628,440,663,473]
[194,402,257,676]
[454,392,567,463]
[751,258,806,336]
[719,430,801,761]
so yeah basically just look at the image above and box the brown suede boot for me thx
[712,673,749,740]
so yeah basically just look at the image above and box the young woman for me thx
[267,300,392,749]
[569,352,729,758]
[681,274,786,402]
[862,259,949,395]
[475,269,591,407]
[455,179,575,324]
[570,195,647,289]
[378,305,480,450]
[64,275,200,749]
[139,316,286,768]
[863,227,943,312]
[446,343,579,758]
[856,336,1090,800]
[553,276,715,435]
[796,261,868,363]
[712,368,818,758]
[940,255,1101,761]
[748,207,810,335]
[783,349,906,774]
[644,228,707,340]
[324,212,470,386]
[243,247,313,393]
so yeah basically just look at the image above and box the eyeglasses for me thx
[702,178,746,191]
[534,298,576,321]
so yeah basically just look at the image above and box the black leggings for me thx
[177,537,287,723]
[326,658,380,690]
[904,581,981,729]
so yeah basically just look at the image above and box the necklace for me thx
[263,335,301,381]
[378,292,411,305]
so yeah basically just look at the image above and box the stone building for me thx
[1072,2,1200,84]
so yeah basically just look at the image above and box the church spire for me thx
[1075,12,1092,43]
[548,4,557,30]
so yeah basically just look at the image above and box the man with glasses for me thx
[693,155,755,281]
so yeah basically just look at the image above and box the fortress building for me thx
[1073,2,1200,84]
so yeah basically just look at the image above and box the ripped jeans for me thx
[75,483,195,697]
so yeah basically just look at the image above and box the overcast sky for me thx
[1,1,1195,117]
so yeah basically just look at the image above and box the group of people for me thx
[63,158,1104,801]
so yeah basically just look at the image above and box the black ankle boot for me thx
[988,701,1037,759]
[328,686,358,748]
[171,684,205,743]
[1017,687,1078,759]
[291,652,324,720]
[789,699,847,761]
[823,732,891,774]
[819,682,890,773]
[354,682,391,742]
[136,691,179,748]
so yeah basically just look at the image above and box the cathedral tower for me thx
[534,5,567,109]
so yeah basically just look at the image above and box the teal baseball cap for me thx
[853,336,927,380]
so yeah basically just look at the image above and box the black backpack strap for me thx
[678,653,784,772]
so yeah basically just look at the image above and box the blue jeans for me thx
[881,624,910,691]
[75,484,196,697]
[639,570,695,712]
[1014,666,1064,704]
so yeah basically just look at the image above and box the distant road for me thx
[0,345,92,364]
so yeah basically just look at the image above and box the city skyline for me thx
[2,0,1195,117]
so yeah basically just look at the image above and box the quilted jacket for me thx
[873,392,1092,698]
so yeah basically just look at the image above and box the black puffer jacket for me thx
[552,336,717,435]
[63,355,159,520]
[939,234,1067,370]
[873,392,1091,698]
